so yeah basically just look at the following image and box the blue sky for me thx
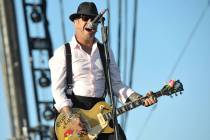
[1,0,210,140]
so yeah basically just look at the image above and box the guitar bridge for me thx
[87,114,108,140]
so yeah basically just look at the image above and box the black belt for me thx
[67,93,105,110]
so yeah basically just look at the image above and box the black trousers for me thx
[97,124,126,140]
[54,94,127,140]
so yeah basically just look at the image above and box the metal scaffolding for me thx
[22,0,54,139]
[0,0,29,139]
[1,0,55,139]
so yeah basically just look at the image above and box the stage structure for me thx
[22,0,54,139]
[0,0,29,139]
[0,0,55,139]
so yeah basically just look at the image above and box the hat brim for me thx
[69,13,81,21]
[69,13,105,22]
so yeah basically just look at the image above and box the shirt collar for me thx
[70,35,99,49]
[70,36,80,49]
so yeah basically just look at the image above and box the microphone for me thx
[86,9,108,30]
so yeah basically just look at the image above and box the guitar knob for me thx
[100,105,109,110]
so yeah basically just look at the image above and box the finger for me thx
[77,129,87,135]
[148,98,154,105]
[78,121,87,131]
[150,96,157,103]
[150,97,157,104]
[146,92,157,103]
[80,130,88,135]
[153,96,157,103]
[144,101,148,107]
[144,100,150,107]
[144,98,154,106]
[146,91,153,96]
[80,125,87,132]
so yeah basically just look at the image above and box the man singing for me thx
[49,1,157,140]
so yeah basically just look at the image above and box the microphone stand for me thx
[100,16,120,140]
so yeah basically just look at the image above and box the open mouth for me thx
[85,27,95,32]
[85,28,92,32]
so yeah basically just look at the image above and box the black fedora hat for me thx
[69,2,104,22]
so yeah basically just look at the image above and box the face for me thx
[74,15,98,42]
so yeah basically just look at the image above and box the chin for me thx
[85,34,95,39]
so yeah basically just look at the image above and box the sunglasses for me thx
[80,15,96,22]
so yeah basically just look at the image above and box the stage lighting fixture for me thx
[31,38,49,49]
[31,6,42,23]
[38,71,51,87]
[43,105,54,121]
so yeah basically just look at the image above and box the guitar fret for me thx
[116,108,121,115]
[116,110,119,115]
[103,114,108,121]
[108,112,112,119]
[121,106,127,112]
[128,102,134,109]
[116,99,143,116]
[155,91,162,98]
[124,105,129,111]
[123,104,129,111]
[134,100,141,106]
[105,113,109,120]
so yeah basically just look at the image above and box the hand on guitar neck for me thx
[126,92,158,107]
[144,91,158,107]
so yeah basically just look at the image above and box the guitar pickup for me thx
[97,113,106,125]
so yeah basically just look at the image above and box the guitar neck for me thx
[117,91,163,115]
[103,91,163,121]
[103,80,183,120]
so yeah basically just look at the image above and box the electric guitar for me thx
[55,80,184,140]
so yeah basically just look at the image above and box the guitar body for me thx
[55,101,114,140]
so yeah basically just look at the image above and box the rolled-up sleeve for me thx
[109,48,135,103]
[49,46,73,112]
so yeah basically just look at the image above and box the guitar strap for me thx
[64,43,73,95]
[64,42,108,98]
[97,42,108,98]
[53,42,72,118]
[53,43,72,140]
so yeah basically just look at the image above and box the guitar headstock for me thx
[160,80,184,96]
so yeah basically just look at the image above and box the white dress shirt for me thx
[49,36,134,112]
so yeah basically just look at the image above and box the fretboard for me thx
[103,91,163,121]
